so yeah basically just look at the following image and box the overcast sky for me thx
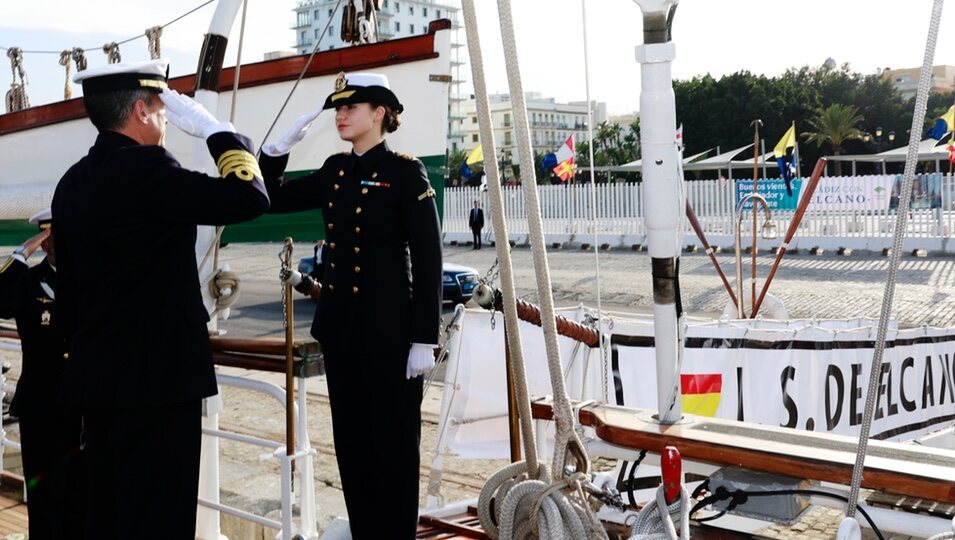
[3,1,955,115]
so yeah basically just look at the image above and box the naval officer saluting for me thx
[260,72,442,539]
[52,59,269,538]
[0,209,83,539]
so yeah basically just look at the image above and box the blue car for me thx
[443,263,480,304]
[297,257,479,304]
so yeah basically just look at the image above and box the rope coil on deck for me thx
[627,485,690,540]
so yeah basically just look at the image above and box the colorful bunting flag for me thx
[927,105,955,140]
[774,122,797,197]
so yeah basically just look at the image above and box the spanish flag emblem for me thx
[681,374,722,417]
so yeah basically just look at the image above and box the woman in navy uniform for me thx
[260,72,442,539]
[0,210,83,539]
[52,59,269,539]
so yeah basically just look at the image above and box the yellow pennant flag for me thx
[773,122,796,158]
[465,144,484,165]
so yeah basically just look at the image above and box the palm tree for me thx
[801,104,865,175]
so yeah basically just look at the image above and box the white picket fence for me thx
[444,174,955,253]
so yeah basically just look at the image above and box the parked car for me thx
[443,263,480,304]
[297,257,480,304]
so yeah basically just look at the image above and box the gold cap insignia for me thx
[334,72,347,92]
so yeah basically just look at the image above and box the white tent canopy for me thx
[825,138,951,174]
[581,147,714,173]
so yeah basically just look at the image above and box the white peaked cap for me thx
[345,72,391,88]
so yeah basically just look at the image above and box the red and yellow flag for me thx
[553,157,575,182]
[680,373,722,417]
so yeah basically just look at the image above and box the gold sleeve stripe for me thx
[216,150,261,182]
[0,257,14,274]
[417,187,436,201]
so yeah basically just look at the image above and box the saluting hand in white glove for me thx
[406,343,437,379]
[160,89,234,139]
[261,106,323,157]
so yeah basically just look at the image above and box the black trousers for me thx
[19,410,84,540]
[323,346,423,539]
[471,227,482,249]
[82,400,202,539]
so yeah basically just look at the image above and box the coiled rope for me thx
[466,1,605,537]
[628,485,690,540]
[845,0,944,521]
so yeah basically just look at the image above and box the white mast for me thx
[632,0,685,424]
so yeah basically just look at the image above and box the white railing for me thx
[444,174,955,252]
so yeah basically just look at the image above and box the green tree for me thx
[801,104,865,175]
[446,148,468,186]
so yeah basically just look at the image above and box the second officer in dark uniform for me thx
[260,72,442,539]
[0,210,83,540]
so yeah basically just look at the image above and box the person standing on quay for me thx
[52,59,269,538]
[469,199,484,250]
[260,72,442,539]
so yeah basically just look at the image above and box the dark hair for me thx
[371,102,401,134]
[83,89,158,132]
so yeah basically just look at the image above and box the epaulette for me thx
[395,152,417,161]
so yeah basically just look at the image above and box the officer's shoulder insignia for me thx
[395,152,417,161]
[417,186,436,201]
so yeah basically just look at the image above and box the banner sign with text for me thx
[736,179,803,211]
[609,320,955,442]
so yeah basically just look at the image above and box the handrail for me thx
[472,284,600,347]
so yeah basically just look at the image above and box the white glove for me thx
[406,343,437,379]
[159,89,235,139]
[262,106,323,157]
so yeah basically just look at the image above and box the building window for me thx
[423,27,427,34]
[314,28,320,38]
[504,113,511,127]
[409,5,414,15]
[437,9,442,18]
[472,116,477,123]
[423,7,428,17]
[329,25,334,35]
[329,45,335,50]
[395,2,400,12]
[505,132,512,145]
[328,8,333,17]
[383,0,388,6]
[297,12,310,28]
[472,134,479,142]
[314,9,320,20]
[300,30,306,42]
[395,21,401,32]
[410,24,415,33]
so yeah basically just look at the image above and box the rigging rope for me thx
[579,0,608,394]
[461,1,546,537]
[257,0,345,153]
[5,47,29,113]
[58,50,72,100]
[845,0,944,519]
[145,26,163,60]
[0,0,215,55]
[102,42,121,64]
[71,48,87,71]
[466,1,604,537]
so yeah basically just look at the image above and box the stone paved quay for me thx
[436,243,955,329]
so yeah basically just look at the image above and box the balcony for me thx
[293,39,314,49]
[291,20,312,29]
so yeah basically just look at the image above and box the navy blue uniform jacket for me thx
[260,140,442,352]
[52,131,269,408]
[0,258,67,417]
